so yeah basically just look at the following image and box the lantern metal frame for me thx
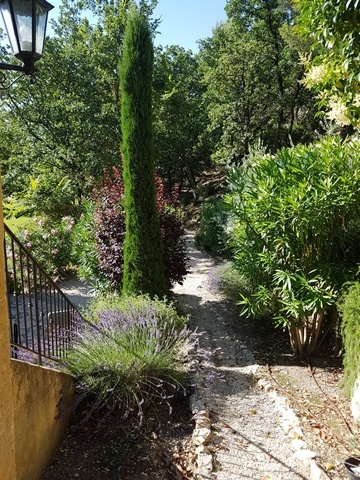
[0,0,53,77]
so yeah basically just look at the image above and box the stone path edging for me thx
[190,366,331,480]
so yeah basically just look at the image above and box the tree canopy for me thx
[0,0,160,217]
[296,0,360,128]
[0,0,321,215]
[198,0,319,165]
[153,45,209,196]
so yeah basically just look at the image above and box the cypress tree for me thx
[119,5,166,297]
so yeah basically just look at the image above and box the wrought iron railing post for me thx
[32,259,42,366]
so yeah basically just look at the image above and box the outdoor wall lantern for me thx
[0,0,53,76]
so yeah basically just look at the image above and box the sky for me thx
[152,0,227,52]
[46,0,228,53]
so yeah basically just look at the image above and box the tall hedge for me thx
[119,6,166,297]
[339,283,360,397]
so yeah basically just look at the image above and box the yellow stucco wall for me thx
[11,360,74,480]
[0,175,17,480]
[0,168,74,480]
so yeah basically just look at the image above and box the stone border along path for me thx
[173,231,330,480]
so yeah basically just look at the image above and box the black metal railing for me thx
[4,223,84,366]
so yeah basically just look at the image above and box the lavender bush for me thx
[63,295,192,422]
[14,346,57,368]
[208,261,251,301]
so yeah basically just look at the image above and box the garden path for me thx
[173,231,314,480]
[58,278,95,309]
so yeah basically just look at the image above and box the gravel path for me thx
[173,231,311,480]
[58,278,95,309]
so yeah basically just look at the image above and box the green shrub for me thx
[195,198,231,256]
[64,295,192,422]
[71,201,100,282]
[339,282,360,397]
[227,136,360,355]
[17,216,75,279]
[3,197,33,219]
[25,170,82,219]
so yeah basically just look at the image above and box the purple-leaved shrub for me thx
[92,167,189,291]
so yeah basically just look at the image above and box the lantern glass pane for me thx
[35,1,47,55]
[12,0,33,52]
[0,0,20,55]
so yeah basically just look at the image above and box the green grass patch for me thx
[5,216,34,234]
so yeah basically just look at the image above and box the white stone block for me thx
[351,376,360,422]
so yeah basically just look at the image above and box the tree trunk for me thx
[184,158,197,201]
[288,310,325,356]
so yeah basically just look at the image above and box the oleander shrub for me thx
[339,282,360,397]
[227,136,360,355]
[17,216,75,280]
[63,295,192,421]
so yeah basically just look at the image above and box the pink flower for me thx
[51,229,56,236]
[26,242,32,248]
[51,248,58,255]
